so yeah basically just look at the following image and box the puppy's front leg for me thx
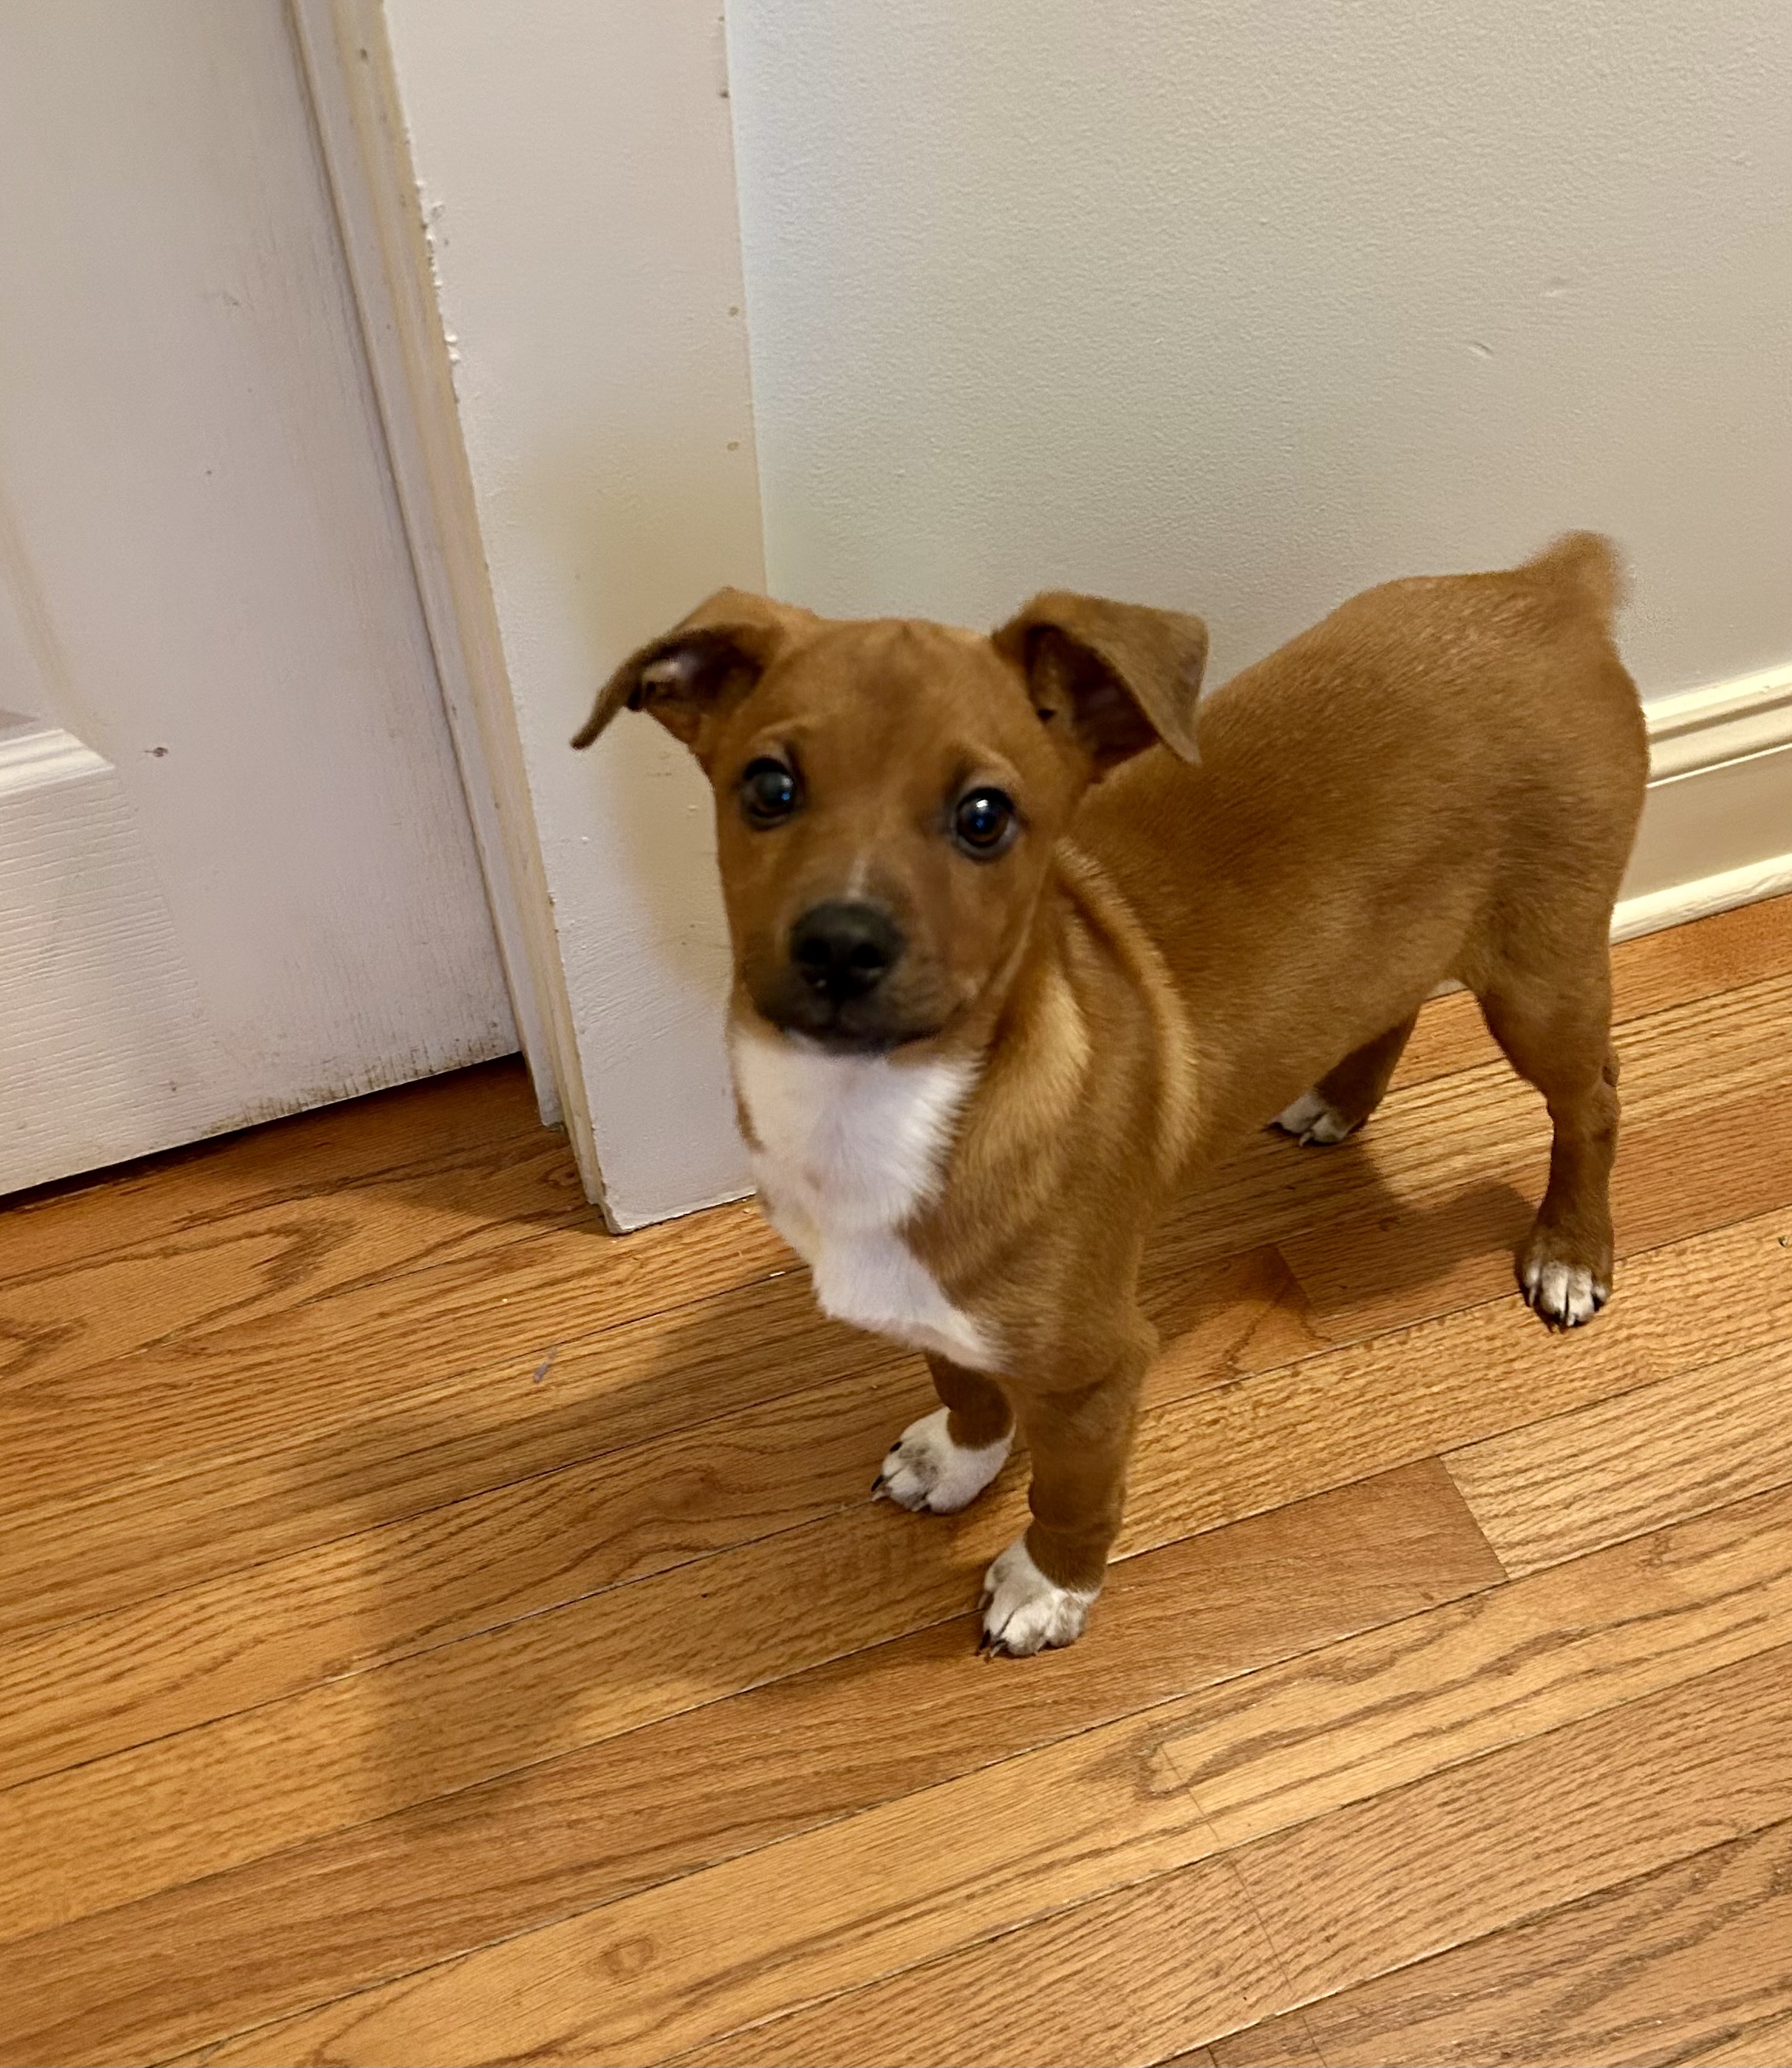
[981,1316,1154,1657]
[874,1354,1014,1514]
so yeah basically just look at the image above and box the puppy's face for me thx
[704,620,1085,1050]
[575,590,1208,1054]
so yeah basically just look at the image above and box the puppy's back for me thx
[1074,537,1648,1089]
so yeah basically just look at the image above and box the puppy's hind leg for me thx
[1477,947,1620,1329]
[1275,1012,1420,1146]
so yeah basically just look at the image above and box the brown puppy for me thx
[574,534,1647,1654]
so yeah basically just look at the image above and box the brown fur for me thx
[576,533,1648,1642]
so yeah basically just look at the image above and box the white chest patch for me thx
[731,1027,997,1372]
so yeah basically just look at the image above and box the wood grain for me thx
[1229,1641,1792,2002]
[666,1859,1286,2068]
[1281,1077,1792,1340]
[5,1200,1787,1942]
[10,1136,1775,1655]
[1446,1333,1792,1573]
[1146,967,1792,1293]
[0,1249,1326,1780]
[1292,1818,1792,2066]
[1157,1481,1792,1846]
[1685,2008,1792,2067]
[726,1627,1792,2068]
[0,1235,1295,1644]
[196,1705,1232,2066]
[8,962,1780,1642]
[1126,1206,1792,1562]
[1205,2010,1327,2066]
[0,1255,850,1640]
[0,1190,790,1511]
[0,1133,584,1387]
[0,1058,541,1282]
[0,1361,928,1787]
[0,1465,1492,2066]
[108,1480,1792,2068]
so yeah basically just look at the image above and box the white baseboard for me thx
[1613,848,1792,944]
[1616,659,1792,942]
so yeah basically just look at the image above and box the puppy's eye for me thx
[952,786,1017,857]
[740,757,800,826]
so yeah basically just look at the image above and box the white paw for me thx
[1521,1255,1609,1328]
[873,1406,1011,1514]
[979,1538,1098,1657]
[1272,1088,1355,1146]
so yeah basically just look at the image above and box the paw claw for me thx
[978,1538,1097,1657]
[1520,1250,1610,1329]
[1272,1089,1357,1147]
[874,1406,1010,1515]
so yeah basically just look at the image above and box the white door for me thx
[0,0,515,1194]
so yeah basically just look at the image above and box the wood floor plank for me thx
[0,1134,586,1388]
[0,1490,1015,1946]
[1125,1205,1792,1565]
[12,1065,1783,1653]
[0,1249,1323,1766]
[23,1043,1778,1653]
[1204,2009,1327,2066]
[0,1058,543,1283]
[666,1858,1286,2068]
[0,1253,844,1639]
[1280,1080,1792,1341]
[1156,1480,1792,1848]
[5,1201,1787,1939]
[1,905,1785,2068]
[1228,1641,1792,2005]
[0,1239,1313,1645]
[69,1478,1792,2064]
[1686,2008,1792,2066]
[9,971,1781,1642]
[1446,1333,1792,1574]
[0,1192,789,1514]
[1606,894,1792,1012]
[690,1638,1792,2068]
[196,1709,1235,2067]
[0,1465,1492,2066]
[0,1362,932,1788]
[1290,1818,1792,2067]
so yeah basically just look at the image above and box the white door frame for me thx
[288,0,768,1231]
[289,0,576,1148]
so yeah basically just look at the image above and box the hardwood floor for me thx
[2,898,1790,2068]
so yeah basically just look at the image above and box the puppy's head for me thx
[574,586,1207,1053]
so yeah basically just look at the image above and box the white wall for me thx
[380,0,765,1226]
[727,0,1792,697]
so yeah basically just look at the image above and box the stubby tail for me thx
[1522,531,1628,626]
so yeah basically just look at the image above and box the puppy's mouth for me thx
[756,998,944,1056]
[745,976,944,1055]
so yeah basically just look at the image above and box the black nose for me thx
[789,901,905,1003]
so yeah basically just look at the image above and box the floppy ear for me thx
[991,591,1208,773]
[571,588,812,755]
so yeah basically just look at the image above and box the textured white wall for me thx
[727,0,1792,696]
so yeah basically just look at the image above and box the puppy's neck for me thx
[729,1022,996,1368]
[730,1027,979,1235]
